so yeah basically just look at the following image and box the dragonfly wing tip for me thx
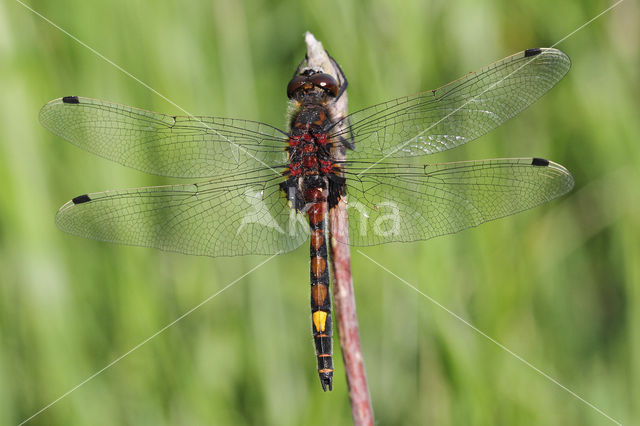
[531,157,550,167]
[62,96,80,104]
[524,48,542,57]
[72,194,92,204]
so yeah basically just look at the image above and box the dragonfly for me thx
[40,45,573,392]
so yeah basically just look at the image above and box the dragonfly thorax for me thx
[280,103,346,212]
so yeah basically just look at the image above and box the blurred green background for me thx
[1,0,638,424]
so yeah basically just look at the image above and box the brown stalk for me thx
[303,32,374,426]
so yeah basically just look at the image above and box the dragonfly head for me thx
[287,70,339,102]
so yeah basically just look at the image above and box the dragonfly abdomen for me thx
[306,187,333,391]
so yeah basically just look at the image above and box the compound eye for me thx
[287,75,308,98]
[309,73,339,96]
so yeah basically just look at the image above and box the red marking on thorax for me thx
[303,156,317,168]
[319,159,333,174]
[315,134,328,145]
[287,106,334,179]
[289,135,301,147]
[289,162,302,176]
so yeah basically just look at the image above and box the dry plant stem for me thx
[304,32,374,426]
[329,205,374,426]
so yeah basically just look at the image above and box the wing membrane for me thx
[342,158,573,246]
[55,171,308,257]
[333,48,570,159]
[40,97,289,178]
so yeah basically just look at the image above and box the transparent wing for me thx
[55,170,309,257]
[40,96,289,178]
[332,48,570,159]
[342,158,573,246]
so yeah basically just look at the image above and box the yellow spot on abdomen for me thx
[313,311,328,332]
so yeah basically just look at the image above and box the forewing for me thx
[333,48,570,159]
[40,97,289,178]
[55,171,308,257]
[343,158,573,246]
